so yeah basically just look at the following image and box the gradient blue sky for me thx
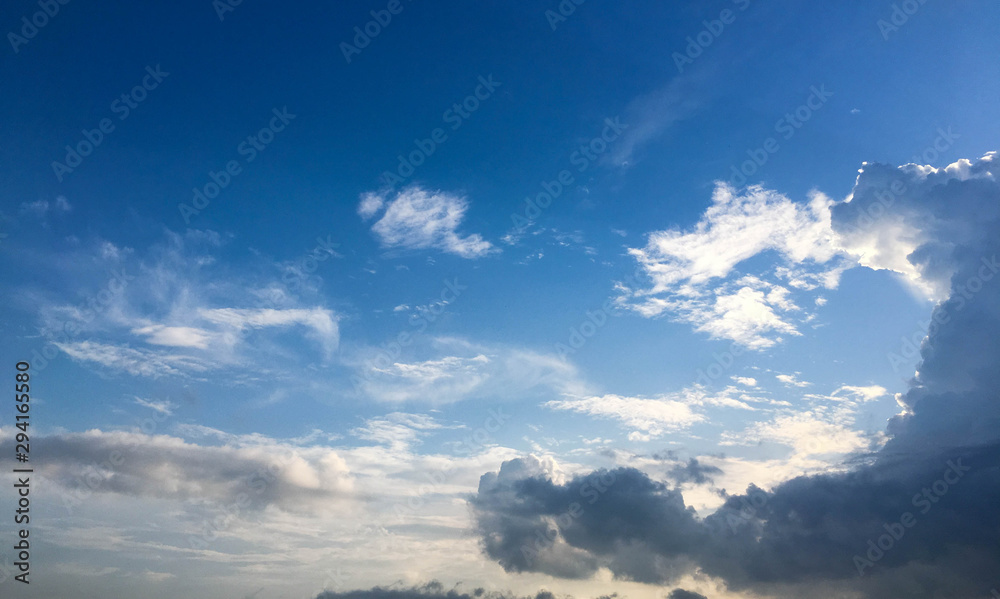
[1,1,999,598]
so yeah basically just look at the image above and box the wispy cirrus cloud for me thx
[55,340,212,377]
[33,229,341,378]
[721,383,889,457]
[545,394,704,441]
[720,411,874,457]
[198,307,340,357]
[351,412,459,452]
[609,75,703,168]
[132,396,177,415]
[545,386,771,441]
[351,337,588,406]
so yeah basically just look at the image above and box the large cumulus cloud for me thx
[471,457,703,583]
[472,154,1000,598]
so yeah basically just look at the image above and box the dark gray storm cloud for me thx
[471,154,1000,598]
[315,582,615,599]
[666,458,723,485]
[667,590,708,599]
[471,460,703,583]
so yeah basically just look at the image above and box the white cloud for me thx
[720,382,889,459]
[55,340,211,378]
[691,284,802,349]
[609,76,701,167]
[628,153,997,351]
[361,186,494,258]
[351,412,457,452]
[623,184,845,348]
[198,307,339,357]
[139,571,176,582]
[686,385,764,411]
[5,417,533,596]
[545,385,783,441]
[776,373,810,388]
[354,341,587,406]
[721,411,872,457]
[546,394,704,441]
[832,153,998,301]
[131,325,215,349]
[830,384,888,402]
[20,196,72,217]
[133,396,176,416]
[361,355,491,404]
[623,156,994,349]
[32,230,344,382]
[625,156,998,348]
[630,185,839,289]
[53,563,121,577]
[357,192,385,219]
[62,306,340,378]
[0,428,355,514]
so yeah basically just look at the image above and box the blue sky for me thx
[2,2,1000,598]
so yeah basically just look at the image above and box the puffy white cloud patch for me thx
[623,184,845,348]
[775,373,810,387]
[357,192,385,219]
[626,154,999,350]
[359,186,495,258]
